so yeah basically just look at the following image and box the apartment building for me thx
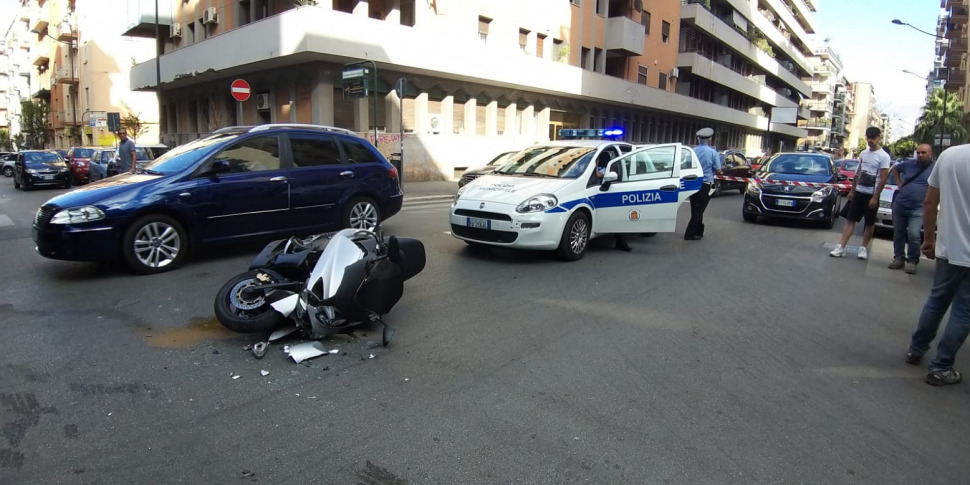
[798,44,849,152]
[126,0,812,179]
[943,0,968,113]
[0,0,160,149]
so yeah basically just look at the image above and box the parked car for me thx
[32,124,403,274]
[710,149,752,197]
[2,152,17,177]
[87,148,116,182]
[13,150,71,190]
[742,152,844,229]
[457,150,517,188]
[65,146,100,185]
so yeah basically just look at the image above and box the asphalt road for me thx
[0,177,967,484]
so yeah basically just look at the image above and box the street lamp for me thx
[32,23,78,147]
[892,18,949,151]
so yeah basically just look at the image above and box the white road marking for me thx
[0,214,12,227]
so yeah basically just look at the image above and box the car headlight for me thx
[453,187,466,205]
[879,199,892,209]
[516,194,558,213]
[49,206,106,224]
[77,161,86,167]
[811,186,833,203]
[26,168,37,174]
[746,182,761,196]
[60,167,69,172]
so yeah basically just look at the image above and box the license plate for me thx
[776,199,795,207]
[41,175,53,180]
[466,217,491,229]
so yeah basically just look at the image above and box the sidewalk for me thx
[402,180,457,201]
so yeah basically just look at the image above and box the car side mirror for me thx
[600,172,618,191]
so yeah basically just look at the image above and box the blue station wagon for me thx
[33,124,403,274]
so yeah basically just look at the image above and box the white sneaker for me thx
[829,244,846,257]
[858,246,868,260]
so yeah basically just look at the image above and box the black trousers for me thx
[685,183,712,238]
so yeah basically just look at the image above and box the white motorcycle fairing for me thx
[307,229,365,301]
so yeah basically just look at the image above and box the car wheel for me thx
[556,211,590,261]
[122,214,189,275]
[742,212,758,223]
[710,181,723,198]
[2,166,12,177]
[213,270,287,334]
[344,197,381,231]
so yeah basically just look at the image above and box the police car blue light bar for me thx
[558,128,625,139]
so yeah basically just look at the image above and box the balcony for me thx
[54,111,82,126]
[54,22,77,42]
[804,100,829,111]
[123,0,174,38]
[950,68,966,85]
[604,15,644,57]
[29,3,49,35]
[946,50,962,68]
[805,118,830,129]
[54,64,78,84]
[33,51,50,67]
[951,37,968,55]
[810,82,834,95]
[952,5,969,23]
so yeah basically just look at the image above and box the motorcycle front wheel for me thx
[214,270,287,334]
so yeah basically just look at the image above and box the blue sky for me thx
[0,0,943,141]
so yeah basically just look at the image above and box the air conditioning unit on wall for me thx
[169,23,181,38]
[255,93,270,111]
[202,7,219,25]
[669,68,680,79]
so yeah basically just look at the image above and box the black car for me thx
[457,151,516,187]
[742,152,844,228]
[710,149,753,197]
[13,150,71,190]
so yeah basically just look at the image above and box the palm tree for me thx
[914,88,969,147]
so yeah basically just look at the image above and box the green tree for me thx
[856,137,866,154]
[21,100,50,149]
[121,112,148,143]
[890,137,916,158]
[915,88,968,148]
[0,129,11,151]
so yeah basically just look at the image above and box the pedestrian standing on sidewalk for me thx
[888,143,934,274]
[684,127,722,240]
[829,127,891,259]
[904,143,970,386]
[116,128,137,174]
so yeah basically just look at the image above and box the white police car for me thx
[449,130,704,260]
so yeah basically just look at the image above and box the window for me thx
[536,33,546,58]
[619,147,675,182]
[642,11,651,35]
[212,136,281,173]
[637,65,647,85]
[519,28,530,53]
[340,138,381,164]
[290,134,342,167]
[659,72,668,90]
[681,148,695,169]
[581,47,590,70]
[570,0,579,5]
[662,21,670,44]
[478,16,490,43]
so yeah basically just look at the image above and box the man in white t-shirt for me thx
[904,143,970,386]
[829,126,891,259]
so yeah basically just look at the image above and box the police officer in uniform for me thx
[685,127,722,240]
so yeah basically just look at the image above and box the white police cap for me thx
[696,127,714,139]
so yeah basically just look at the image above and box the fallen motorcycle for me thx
[213,225,425,346]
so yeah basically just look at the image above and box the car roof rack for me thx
[247,124,359,137]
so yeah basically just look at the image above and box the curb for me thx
[403,195,454,203]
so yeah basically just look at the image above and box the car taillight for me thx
[388,166,399,180]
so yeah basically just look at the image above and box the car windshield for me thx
[144,134,240,174]
[494,146,596,178]
[765,154,831,176]
[486,152,514,167]
[73,148,94,158]
[26,152,62,164]
[840,160,859,171]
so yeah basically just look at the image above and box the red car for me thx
[835,159,859,195]
[65,146,100,185]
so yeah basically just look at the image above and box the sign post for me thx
[394,77,407,189]
[341,61,378,143]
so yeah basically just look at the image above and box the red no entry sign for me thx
[231,79,251,102]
